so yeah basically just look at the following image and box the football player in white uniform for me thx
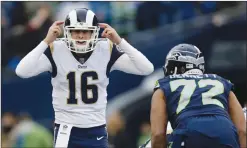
[16,8,154,148]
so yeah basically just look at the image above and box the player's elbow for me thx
[151,132,166,147]
[15,66,29,78]
[238,128,246,138]
[152,131,165,141]
[147,63,154,75]
[237,128,246,148]
[141,63,154,75]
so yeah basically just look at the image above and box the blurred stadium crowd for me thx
[1,1,246,148]
[1,1,240,72]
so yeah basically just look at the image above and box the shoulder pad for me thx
[96,38,114,54]
[97,38,108,42]
[212,74,235,91]
[95,38,109,47]
[53,39,66,46]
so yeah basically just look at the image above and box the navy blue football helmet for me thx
[163,44,205,76]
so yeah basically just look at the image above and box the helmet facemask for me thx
[64,22,100,53]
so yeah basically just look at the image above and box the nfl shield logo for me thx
[79,58,85,64]
[63,125,68,130]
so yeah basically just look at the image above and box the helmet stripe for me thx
[86,10,95,26]
[69,10,77,25]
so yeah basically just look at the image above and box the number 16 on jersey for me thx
[67,71,99,104]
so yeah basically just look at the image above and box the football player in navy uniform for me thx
[150,44,246,148]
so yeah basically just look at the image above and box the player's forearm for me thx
[238,129,246,148]
[151,134,166,148]
[240,107,247,148]
[16,41,49,78]
[117,39,154,75]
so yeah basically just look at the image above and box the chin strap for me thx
[172,67,178,75]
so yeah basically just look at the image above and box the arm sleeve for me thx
[110,39,154,75]
[15,41,52,78]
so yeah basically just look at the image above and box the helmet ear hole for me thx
[180,67,186,74]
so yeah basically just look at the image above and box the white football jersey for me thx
[44,39,122,128]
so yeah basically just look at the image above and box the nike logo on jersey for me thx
[79,58,85,64]
[97,136,104,140]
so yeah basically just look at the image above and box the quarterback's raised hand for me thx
[98,23,122,45]
[43,21,64,45]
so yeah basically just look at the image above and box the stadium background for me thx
[1,1,246,148]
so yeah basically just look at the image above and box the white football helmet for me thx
[63,8,100,53]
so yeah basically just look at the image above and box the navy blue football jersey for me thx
[155,74,234,129]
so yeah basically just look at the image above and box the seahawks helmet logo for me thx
[168,52,182,60]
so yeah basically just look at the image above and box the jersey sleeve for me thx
[216,75,234,97]
[221,77,234,92]
[109,39,154,76]
[153,80,161,92]
[43,43,57,78]
[226,79,234,91]
[153,78,171,101]
[15,41,52,78]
